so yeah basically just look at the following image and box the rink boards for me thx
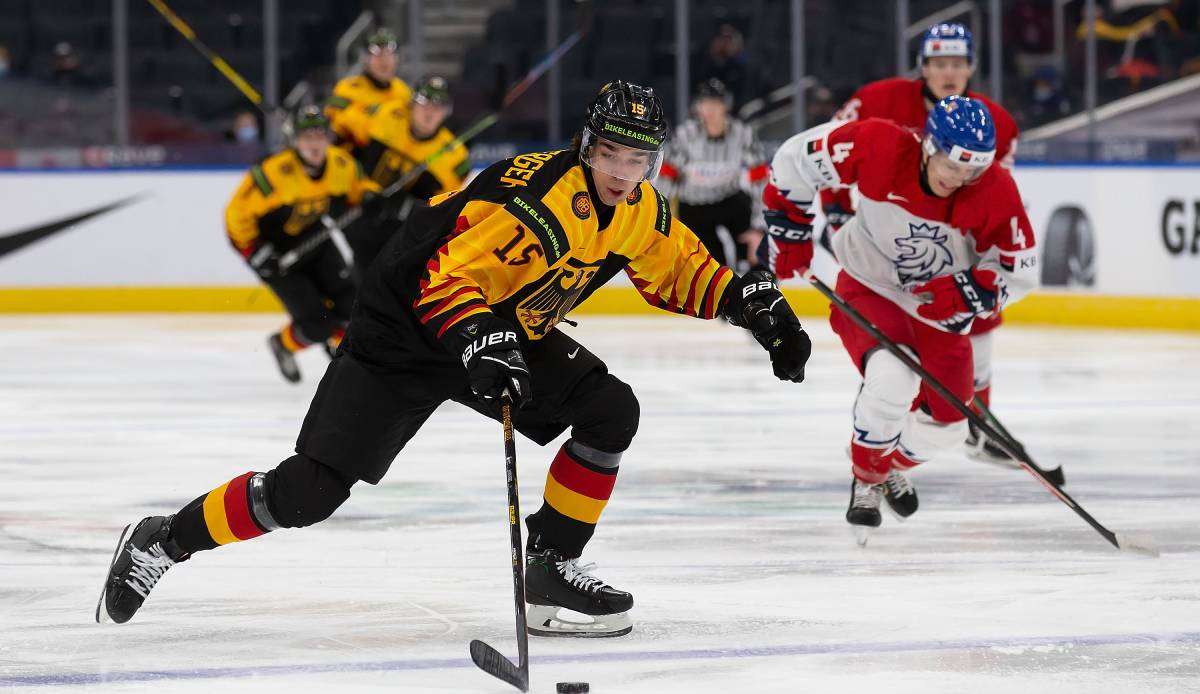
[0,165,1198,330]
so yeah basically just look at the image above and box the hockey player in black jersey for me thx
[97,81,811,637]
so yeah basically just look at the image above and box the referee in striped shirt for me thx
[655,79,769,272]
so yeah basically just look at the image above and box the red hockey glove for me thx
[756,209,814,280]
[915,268,1005,333]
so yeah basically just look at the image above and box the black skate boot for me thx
[95,515,188,624]
[525,540,633,638]
[267,332,301,383]
[846,479,883,547]
[966,419,1021,467]
[883,469,919,520]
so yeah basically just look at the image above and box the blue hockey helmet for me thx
[918,23,974,65]
[923,96,996,176]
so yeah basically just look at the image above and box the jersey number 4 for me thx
[1010,216,1030,249]
[830,142,854,164]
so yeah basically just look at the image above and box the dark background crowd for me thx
[0,0,1197,155]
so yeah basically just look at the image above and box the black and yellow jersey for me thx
[325,74,412,146]
[345,148,735,369]
[225,147,379,256]
[336,100,470,200]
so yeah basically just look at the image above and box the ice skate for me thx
[882,469,918,520]
[965,419,1021,468]
[96,515,187,624]
[846,479,883,547]
[267,332,301,383]
[525,544,633,638]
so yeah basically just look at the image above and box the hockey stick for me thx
[805,272,1159,557]
[470,392,531,692]
[970,394,1067,486]
[145,0,269,115]
[278,4,594,274]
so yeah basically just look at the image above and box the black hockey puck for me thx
[557,683,590,693]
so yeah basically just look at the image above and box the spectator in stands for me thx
[1026,65,1072,124]
[0,45,10,80]
[226,110,260,145]
[1079,0,1181,90]
[806,85,837,125]
[694,24,754,108]
[51,42,86,87]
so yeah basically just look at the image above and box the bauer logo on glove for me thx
[461,330,520,366]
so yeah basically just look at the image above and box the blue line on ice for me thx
[4,630,1198,687]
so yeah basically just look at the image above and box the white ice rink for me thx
[1,314,1198,693]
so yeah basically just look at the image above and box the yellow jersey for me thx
[225,146,378,255]
[346,147,735,367]
[337,99,470,200]
[324,74,412,146]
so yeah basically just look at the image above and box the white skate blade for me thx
[965,444,1023,469]
[852,525,874,548]
[1115,532,1160,558]
[526,604,632,638]
[95,523,134,624]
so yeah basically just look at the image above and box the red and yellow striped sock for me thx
[530,443,619,557]
[278,324,309,352]
[171,472,279,553]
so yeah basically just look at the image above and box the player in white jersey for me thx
[760,96,1038,544]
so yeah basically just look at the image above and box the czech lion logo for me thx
[894,222,953,284]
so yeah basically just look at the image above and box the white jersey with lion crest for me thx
[768,117,1037,333]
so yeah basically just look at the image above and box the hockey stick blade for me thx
[1114,533,1160,558]
[469,639,528,692]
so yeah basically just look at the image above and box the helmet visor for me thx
[580,128,664,182]
[923,136,993,184]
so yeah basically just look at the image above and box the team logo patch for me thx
[515,258,603,338]
[894,222,954,284]
[625,186,642,206]
[572,191,591,219]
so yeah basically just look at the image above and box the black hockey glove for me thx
[723,269,812,383]
[440,313,533,409]
[821,200,853,232]
[247,243,282,279]
[361,190,418,227]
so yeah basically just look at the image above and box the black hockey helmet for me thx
[693,78,731,106]
[412,75,451,108]
[366,27,398,54]
[283,104,331,143]
[580,80,668,181]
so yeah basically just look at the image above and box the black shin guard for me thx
[169,454,356,555]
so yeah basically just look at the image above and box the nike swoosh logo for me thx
[886,192,908,203]
[567,347,580,359]
[0,194,146,260]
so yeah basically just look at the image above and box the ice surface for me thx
[1,314,1198,693]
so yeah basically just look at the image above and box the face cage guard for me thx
[367,42,398,56]
[281,118,331,146]
[579,128,664,182]
[412,95,452,117]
